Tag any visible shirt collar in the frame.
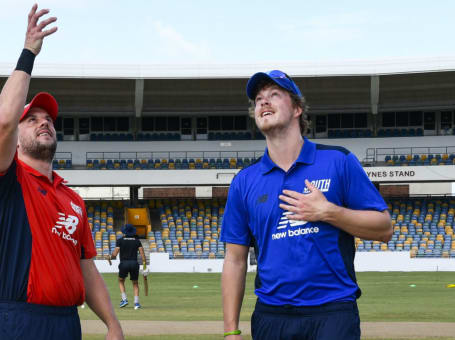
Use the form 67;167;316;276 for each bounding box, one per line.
260;137;316;174
18;158;65;187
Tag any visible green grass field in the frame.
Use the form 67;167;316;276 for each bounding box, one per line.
80;271;455;339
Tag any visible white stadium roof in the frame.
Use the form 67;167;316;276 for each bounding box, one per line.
2;57;455;79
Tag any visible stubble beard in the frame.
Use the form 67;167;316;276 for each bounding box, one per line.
19;135;57;163
256;115;288;136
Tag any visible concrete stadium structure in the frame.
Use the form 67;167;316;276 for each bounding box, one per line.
2;59;455;271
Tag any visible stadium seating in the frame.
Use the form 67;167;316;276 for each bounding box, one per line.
85;197;455;260
208;131;252;140
377;128;423;137
84;157;258;170
91;132;174;141
328;129;372;138
87;201;124;259
80;153;452;169
146;198;225;260
52;158;72;170
356;198;455;258
380;153;455;166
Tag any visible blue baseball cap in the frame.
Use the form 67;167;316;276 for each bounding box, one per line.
246;70;302;100
121;224;136;236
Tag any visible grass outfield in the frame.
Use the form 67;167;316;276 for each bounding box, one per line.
79;271;455;322
355;271;455;322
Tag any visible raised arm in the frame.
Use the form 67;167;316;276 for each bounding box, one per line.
81;259;124;340
222;243;249;340
0;4;57;172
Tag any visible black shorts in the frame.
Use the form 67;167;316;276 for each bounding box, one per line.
118;260;139;281
251;300;360;340
0;301;81;340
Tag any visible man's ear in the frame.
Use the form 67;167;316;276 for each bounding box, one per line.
294;105;303;118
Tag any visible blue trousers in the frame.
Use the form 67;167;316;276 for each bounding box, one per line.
251;300;361;340
0;301;81;340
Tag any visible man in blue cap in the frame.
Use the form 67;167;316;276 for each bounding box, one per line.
220;70;392;339
109;224;147;309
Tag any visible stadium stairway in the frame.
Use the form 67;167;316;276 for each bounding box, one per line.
148;207;162;230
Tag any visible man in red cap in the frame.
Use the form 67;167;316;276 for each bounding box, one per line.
0;5;124;340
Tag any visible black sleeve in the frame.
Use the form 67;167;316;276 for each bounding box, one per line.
0;158;17;184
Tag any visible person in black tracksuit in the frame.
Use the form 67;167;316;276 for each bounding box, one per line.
109;224;146;310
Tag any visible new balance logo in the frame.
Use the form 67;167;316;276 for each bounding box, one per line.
37;187;47;195
272;212;319;241
54;212;79;234
52;212;79;246
277;211;307;229
257;194;268;204
303;179;331;194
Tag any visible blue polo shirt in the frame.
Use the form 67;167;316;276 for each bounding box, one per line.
220;138;387;306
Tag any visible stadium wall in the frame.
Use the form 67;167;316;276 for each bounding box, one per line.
93;252;455;273
57;166;455;188
57;135;455;167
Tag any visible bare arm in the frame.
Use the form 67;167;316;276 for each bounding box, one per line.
110;247;120;259
139;247;146;267
222;243;249;340
81;259;124;340
280;179;392;243
322;205;391;242
0;4;57;172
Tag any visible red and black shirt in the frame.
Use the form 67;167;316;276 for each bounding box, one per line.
0;155;96;306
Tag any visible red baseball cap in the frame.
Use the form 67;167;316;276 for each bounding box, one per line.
20;92;58;122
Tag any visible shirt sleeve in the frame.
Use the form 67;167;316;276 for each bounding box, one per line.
342;152;388;212
79;199;97;259
116;238;122;248
220;174;251;246
0;154;18;180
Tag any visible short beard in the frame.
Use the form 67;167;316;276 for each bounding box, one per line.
255;118;286;136
19;136;57;163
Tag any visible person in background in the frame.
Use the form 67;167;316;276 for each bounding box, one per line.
0;4;124;340
220;69;392;340
109;224;147;310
